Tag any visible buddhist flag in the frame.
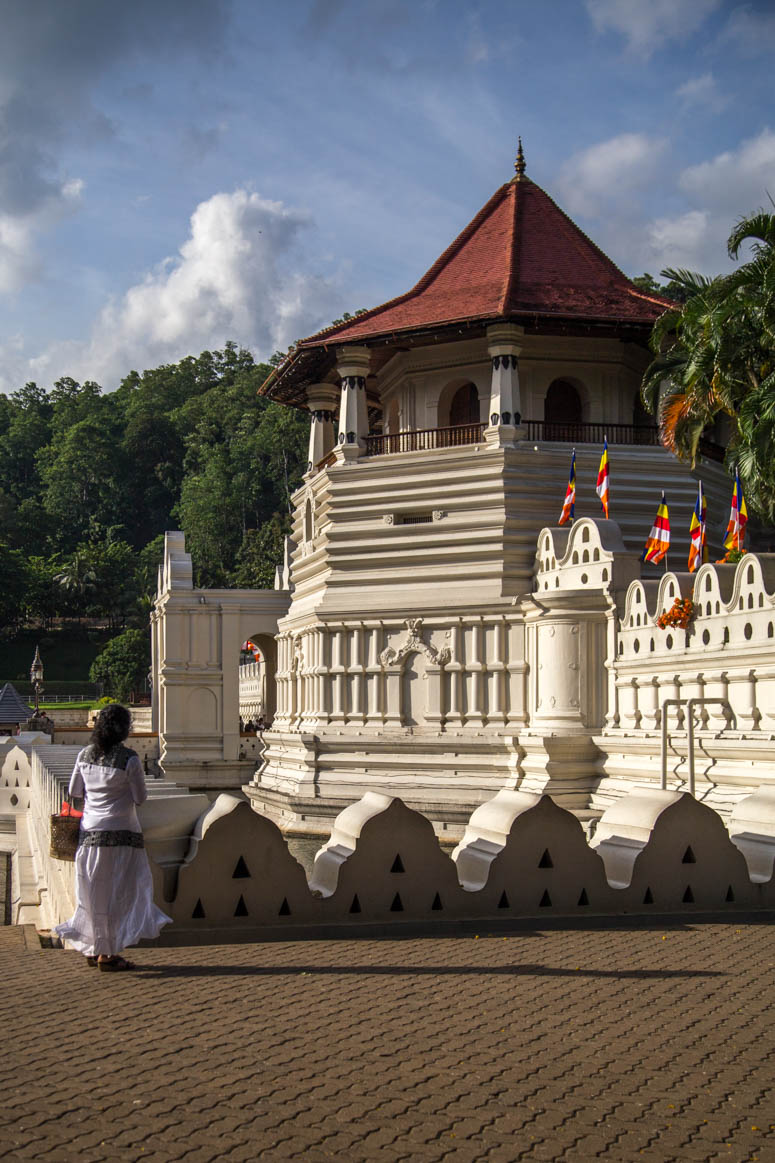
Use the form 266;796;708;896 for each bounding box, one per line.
241;639;261;661
687;482;707;573
642;491;670;564
596;437;609;518
558;448;576;525
724;470;748;552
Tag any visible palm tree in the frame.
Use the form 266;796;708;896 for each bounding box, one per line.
641;210;775;519
54;550;97;622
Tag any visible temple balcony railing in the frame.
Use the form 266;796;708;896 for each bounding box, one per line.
364;422;485;457
320;421;726;464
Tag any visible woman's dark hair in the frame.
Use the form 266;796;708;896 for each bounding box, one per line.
90;704;131;755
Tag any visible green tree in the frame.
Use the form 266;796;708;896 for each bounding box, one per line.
0;383;52;506
231;515;289;588
38;414;126;547
54;550;97;621
0;540;28;629
89;628;150;701
22;555;62;628
642;210;775;519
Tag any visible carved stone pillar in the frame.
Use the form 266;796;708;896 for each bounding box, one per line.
336;346;370;460
366;625;383;724
729;668;759;731
306;383;338;474
485;323;526;447
487;619;507;724
638;675;660;731
704;671;731;731
348;625;366;724
465;620;484;725
330;628;345;724
446;623;463;726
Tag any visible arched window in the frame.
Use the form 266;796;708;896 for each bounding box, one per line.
544;379;582;439
632;391;653;442
386;398;400;434
449;383;480;427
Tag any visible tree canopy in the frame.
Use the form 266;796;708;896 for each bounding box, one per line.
0;343;308;632
642;211;775;522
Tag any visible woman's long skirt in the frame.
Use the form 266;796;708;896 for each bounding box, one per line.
55;832;171;956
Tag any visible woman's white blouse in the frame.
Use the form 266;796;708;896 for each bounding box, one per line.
68;749;148;833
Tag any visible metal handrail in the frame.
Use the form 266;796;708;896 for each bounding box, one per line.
660;697;735;794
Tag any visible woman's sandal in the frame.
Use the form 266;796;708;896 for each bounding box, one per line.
86;956;99;967
98;955;136;972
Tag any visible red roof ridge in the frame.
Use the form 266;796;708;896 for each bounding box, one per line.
275;172;675;374
299;182;516;350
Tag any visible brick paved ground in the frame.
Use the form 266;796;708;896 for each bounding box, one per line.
1;921;774;1162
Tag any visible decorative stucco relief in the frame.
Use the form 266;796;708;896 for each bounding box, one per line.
380;618;451;668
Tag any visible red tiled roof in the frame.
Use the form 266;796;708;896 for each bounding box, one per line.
301;176;671;347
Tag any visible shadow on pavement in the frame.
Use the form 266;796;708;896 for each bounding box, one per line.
130;963;727;979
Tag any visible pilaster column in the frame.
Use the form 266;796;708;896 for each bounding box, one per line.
638;675;660;731
488;619;507;724
336;346;371;460
348;625;366;723
330;628;345;724
485;323;526;447
446;623;463;726
306;383;339;474
366;625;383;724
465;620;484;725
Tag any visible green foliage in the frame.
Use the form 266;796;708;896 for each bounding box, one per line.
0;342;307;628
642;210;775;522
231;515;289;589
89;629;150;701
631;273;690;303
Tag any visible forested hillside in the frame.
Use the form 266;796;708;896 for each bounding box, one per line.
0;343;307;633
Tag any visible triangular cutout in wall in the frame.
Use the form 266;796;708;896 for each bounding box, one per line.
278;897;291;916
232;856;250;878
682;846;696;864
643;887;654;904
191;899;205;919
431;892;442;911
725;885;735;903
390;853;405;873
498;891;510;909
349;894;361;914
234;895;249;917
577;888;589;906
539;890;552;907
682;885;694;903
390;892;404;912
538;849;553;869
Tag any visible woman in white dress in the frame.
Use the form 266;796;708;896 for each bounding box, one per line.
55;704;171;970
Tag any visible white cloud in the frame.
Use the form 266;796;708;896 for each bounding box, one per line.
644;210;712;272
585;0;721;55
675;72;729;113
0;177;83;292
679;128;775;216
0;0;228;295
720;4;775;56
556;133;667;219
11;189;344;392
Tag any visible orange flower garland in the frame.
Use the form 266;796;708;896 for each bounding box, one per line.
656;597;694;630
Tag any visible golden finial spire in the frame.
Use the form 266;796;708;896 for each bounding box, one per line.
514;137;526;179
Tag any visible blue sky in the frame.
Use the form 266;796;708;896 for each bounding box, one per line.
1;0;774;393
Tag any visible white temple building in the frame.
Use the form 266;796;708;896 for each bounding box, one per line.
151;148;774;838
